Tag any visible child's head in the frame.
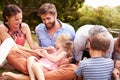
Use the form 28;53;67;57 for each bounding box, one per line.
114;60;120;70
89;33;110;53
55;33;73;57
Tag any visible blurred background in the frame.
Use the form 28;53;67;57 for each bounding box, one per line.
0;0;120;37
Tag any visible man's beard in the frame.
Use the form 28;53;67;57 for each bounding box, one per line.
45;21;55;30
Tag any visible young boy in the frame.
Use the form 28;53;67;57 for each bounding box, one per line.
75;33;114;80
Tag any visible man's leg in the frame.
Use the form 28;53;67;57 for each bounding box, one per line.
45;64;77;80
2;64;77;80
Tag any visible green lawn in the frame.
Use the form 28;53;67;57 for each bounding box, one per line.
25;33;38;48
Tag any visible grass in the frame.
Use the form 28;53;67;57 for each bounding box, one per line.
25;33;38;48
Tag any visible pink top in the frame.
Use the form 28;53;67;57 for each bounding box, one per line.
5;23;26;46
38;50;64;71
8;29;26;46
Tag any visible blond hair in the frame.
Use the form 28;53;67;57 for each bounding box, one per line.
57;33;73;58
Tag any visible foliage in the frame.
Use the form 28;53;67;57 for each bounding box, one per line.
0;0;120;32
72;5;120;31
0;0;84;31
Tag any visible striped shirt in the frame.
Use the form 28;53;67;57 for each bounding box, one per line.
75;57;114;80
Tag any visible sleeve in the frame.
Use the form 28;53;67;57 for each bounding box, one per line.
69;25;76;41
0;38;16;65
73;30;88;61
75;62;83;77
35;24;42;47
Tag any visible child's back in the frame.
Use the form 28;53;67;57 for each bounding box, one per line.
75;33;114;80
77;57;113;80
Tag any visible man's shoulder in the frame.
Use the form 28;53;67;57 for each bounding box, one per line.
62;22;73;28
35;23;45;30
61;23;75;31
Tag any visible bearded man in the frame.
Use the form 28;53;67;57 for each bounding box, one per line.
35;3;75;47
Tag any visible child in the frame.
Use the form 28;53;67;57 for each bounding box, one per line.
75;33;114;80
27;33;73;80
112;60;120;80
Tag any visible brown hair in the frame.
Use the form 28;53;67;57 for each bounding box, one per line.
57;33;73;58
2;4;22;24
117;33;120;48
90;33;110;52
38;3;57;16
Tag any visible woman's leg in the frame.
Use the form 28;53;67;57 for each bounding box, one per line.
0;27;17;66
27;56;36;80
0;38;16;65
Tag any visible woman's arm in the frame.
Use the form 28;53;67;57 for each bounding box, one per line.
17;45;42;56
21;23;39;49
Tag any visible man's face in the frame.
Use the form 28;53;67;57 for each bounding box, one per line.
40;13;57;30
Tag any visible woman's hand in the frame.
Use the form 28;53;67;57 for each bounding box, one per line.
34;49;44;57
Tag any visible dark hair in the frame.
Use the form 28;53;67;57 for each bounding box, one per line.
90;33;110;52
38;3;57;16
2;4;22;24
117;33;120;48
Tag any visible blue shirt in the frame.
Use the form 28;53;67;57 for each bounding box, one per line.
75;57;114;80
35;20;75;47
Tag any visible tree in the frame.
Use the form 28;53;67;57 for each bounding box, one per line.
0;0;84;31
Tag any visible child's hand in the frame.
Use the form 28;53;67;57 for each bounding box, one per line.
40;49;48;57
112;68;120;80
34;49;43;56
44;46;55;53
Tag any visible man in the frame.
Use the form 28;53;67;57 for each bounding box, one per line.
74;25;114;63
35;3;75;47
1;3;77;80
35;3;76;80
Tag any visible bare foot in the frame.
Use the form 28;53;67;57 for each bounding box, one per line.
2;72;17;80
2;72;29;80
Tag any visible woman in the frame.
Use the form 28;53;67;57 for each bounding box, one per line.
0;4;42;74
0;4;37;49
